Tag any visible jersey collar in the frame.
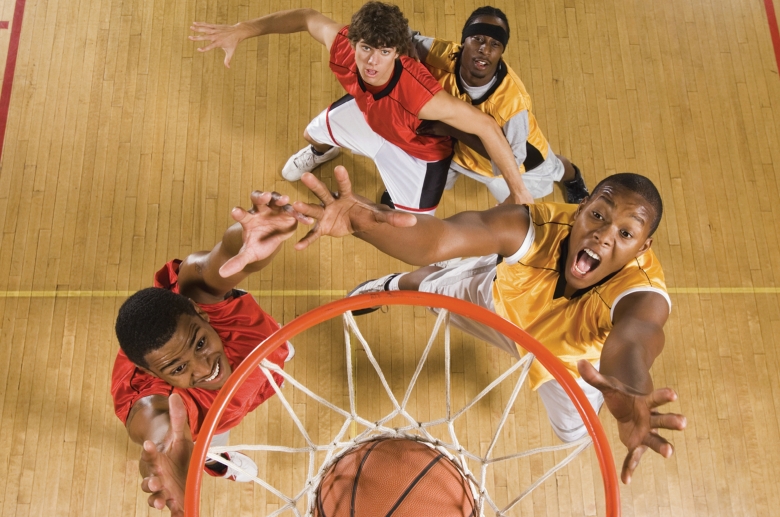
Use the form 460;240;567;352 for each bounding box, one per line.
455;56;508;106
357;59;403;101
553;236;621;299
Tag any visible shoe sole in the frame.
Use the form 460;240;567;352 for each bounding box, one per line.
347;280;384;316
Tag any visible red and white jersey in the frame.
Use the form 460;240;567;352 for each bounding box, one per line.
329;26;452;162
111;260;289;439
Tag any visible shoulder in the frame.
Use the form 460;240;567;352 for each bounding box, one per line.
399;55;442;92
597;250;670;321
423;39;459;70
504;203;572;264
330;26;355;65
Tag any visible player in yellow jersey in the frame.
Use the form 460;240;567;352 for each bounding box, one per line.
411;6;589;204
291;166;686;484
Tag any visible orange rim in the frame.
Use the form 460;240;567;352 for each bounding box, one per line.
184;291;620;516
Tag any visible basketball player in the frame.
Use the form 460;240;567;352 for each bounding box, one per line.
189;2;535;212
292;166;687;484
411;6;589;204
111;191;308;515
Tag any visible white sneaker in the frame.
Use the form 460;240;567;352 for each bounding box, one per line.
219;452;258;482
347;273;400;315
281;145;341;181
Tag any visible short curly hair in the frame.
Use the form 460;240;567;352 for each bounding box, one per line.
348;1;411;56
590;173;664;236
115;287;199;369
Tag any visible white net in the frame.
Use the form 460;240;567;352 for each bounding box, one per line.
206;307;592;517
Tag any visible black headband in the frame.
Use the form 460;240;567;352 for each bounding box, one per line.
461;23;508;47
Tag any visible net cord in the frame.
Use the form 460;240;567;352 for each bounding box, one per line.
203;308;593;516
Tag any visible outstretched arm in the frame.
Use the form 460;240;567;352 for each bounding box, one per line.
126;394;193;517
579;291;686;484
293;166;529;264
178;191;307;304
189;9;342;68
417;91;533;205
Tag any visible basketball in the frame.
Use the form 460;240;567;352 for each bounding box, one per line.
315;438;476;516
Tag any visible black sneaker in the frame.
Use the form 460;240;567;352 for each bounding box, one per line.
379;190;395;209
562;164;589;204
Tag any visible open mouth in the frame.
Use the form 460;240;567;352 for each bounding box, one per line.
473;58;489;70
202;360;221;384
573;248;601;276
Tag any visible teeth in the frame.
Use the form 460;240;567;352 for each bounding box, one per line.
204;361;220;382
584;248;600;261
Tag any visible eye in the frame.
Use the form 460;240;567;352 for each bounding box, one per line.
361;45;370;51
171;364;186;376
620;230;633;239
591;210;604;220
491;41;501;48
195;337;206;352
381;49;391;55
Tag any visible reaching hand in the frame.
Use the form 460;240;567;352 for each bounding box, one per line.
139;394;193;516
219;191;308;278
510;186;535;206
292;166;417;250
189;21;254;68
578;360;686;484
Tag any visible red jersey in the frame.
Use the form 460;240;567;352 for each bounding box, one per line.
111;260;289;440
329;26;452;162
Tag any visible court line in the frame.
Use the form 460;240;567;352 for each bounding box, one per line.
0;0;27;161
764;0;780;77
0;288;779;298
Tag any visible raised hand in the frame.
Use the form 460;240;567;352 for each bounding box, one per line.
189;21;254;68
292;166;417;250
139;394;193;516
577;360;686;484
219;191;308;278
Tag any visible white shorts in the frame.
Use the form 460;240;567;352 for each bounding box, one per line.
417;255;604;442
447;149;566;203
305;95;452;214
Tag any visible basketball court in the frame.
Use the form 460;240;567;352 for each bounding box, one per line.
0;0;779;515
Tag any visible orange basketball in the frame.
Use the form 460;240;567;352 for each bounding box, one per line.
315;438;476;516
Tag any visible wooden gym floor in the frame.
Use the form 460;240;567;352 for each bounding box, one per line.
1;0;779;515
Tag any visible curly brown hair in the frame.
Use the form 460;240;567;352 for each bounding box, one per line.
348;1;411;56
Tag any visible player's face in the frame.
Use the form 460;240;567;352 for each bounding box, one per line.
142;309;233;391
353;39;399;86
566;187;655;292
459;16;507;87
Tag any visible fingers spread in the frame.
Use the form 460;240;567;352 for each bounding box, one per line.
577;359;612;391
647;387;678;409
621;445;647;484
301;172;336;205
294;226;322;251
649;412;687;431
643;430;674;457
219;255;249;279
332;166;354;197
378;208;417;228
291;201;325;222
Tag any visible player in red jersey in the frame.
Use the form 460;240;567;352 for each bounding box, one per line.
189;2;534;211
111;191;308;516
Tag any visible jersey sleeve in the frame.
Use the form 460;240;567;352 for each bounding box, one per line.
410;31;433;62
491;109;529;176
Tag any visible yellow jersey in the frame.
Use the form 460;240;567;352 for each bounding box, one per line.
422;38;550;178
492;203;671;389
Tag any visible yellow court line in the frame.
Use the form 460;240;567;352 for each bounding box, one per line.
0;288;778;298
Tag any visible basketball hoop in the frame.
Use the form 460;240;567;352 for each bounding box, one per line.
184;291;620;516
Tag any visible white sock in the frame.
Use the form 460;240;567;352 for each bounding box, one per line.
385;273;404;291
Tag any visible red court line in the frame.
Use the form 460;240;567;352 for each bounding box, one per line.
0;0;26;163
766;0;780;76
